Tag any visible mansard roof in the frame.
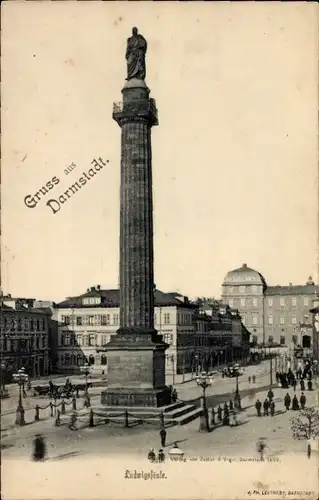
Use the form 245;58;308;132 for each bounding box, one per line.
56;288;197;309
265;284;317;296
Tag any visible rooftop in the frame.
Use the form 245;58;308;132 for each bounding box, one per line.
56;288;197;309
266;283;317;296
223;263;267;287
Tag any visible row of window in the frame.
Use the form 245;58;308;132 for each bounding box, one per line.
268;315;299;325
226;285;261;294
2;317;46;332
60;333;111;347
61;314;119;326
229;297;310;308
61;313;174;327
1;337;47;351
58;353;107;366
268;297;310;307
252;334;300;345
242;314;305;326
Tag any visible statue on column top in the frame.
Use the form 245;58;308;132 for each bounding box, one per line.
126;27;147;81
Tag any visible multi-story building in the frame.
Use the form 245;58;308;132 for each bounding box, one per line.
53;287;198;376
0;295;50;381
222;263;317;347
53;286;249;376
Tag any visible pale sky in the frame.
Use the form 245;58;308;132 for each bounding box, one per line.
1;2;318;303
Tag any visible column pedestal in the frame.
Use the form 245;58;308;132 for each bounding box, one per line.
101;329;171;407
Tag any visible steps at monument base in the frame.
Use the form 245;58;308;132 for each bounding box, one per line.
96;401;185;417
174;407;204;425
92;402;202;426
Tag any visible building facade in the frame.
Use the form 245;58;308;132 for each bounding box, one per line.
222;264;316;347
0;296;50;381
54;287;249;376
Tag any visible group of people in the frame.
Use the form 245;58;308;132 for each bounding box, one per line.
212;400;238;427
283;392;306;411
255;388;276;417
148;448;165;463
254;387;307;417
276;364;313;392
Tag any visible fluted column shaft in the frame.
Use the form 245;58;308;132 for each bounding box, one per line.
119;117;154;330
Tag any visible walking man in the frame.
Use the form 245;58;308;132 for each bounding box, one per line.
32;434;46;461
284;393;291;411
267;388;274;403
217;405;222;423
160;427;167;447
300;392;306;410
263;398;269;416
255;399;262;417
270;400;275;417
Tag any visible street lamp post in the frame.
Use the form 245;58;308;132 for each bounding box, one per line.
196;372;213;432
234;372;242;411
80;362;90;404
12;367;28;426
1;361;6;393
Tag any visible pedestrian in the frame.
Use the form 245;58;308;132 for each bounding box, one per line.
211;407;216;426
256;438;266;461
275;372;279;383
300;378;305;391
217;405;222;423
267;388;274;402
307;380;313;391
270;400;275;417
69;412;77;430
229;410;236;427
292;395;299;411
158;449;165;463
300;392;306;410
160;427;167;447
172;388;177;403
248;376;251;384
292;379;297;392
223;403;229;426
32;434;46;461
307;442;311;459
284;393;291;411
229;400;234;411
255;399;262;417
148;448;156;462
263;398;269;416
252;375;256;384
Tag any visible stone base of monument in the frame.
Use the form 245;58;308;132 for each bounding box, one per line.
101;387;171;407
95;401;203;427
100;328;172;408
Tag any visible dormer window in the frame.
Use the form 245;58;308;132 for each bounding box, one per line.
82;297;101;306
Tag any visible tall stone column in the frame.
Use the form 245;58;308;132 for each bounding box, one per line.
117;80;157;333
101;29;170;408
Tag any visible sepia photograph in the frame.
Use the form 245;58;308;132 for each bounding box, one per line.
1;2;318;499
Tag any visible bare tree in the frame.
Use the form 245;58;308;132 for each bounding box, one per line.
291;407;319;441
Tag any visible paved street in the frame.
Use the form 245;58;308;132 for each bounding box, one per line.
2;361;317;458
2;360;318;499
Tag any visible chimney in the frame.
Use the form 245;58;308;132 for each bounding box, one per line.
96;285;101;291
90;286;95;292
289;282;292;287
87;288;90;292
306;276;314;286
242;263;247;268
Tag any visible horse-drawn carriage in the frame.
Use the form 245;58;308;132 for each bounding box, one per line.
33;382;92;398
